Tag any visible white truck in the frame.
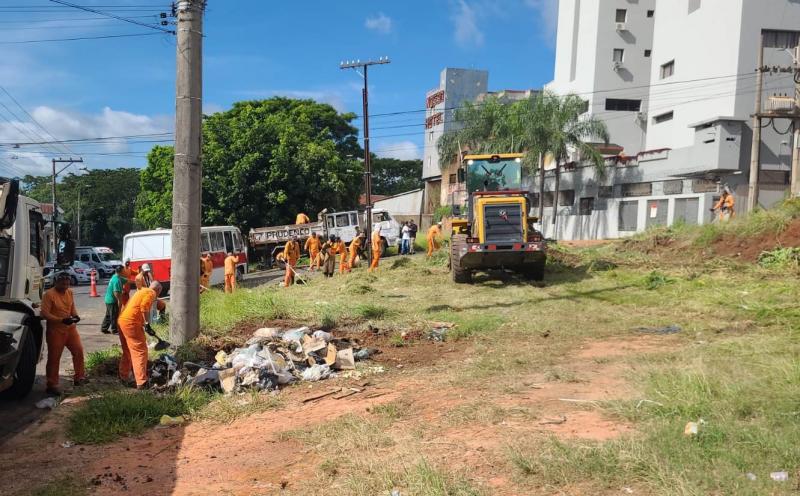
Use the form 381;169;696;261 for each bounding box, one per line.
0;178;55;399
248;209;401;266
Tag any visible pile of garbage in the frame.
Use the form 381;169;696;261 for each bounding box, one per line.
150;326;381;395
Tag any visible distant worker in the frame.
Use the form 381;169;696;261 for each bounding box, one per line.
347;234;364;270
200;253;213;292
295;212;310;225
368;227;383;272
101;266;126;334
305;232;322;271
401;221;411;255
336;236;348;274
224;252;239;293
134;263;153;290
120;259;138;305
283;236;301;286
118;281;162;390
408;220;418;254
710;188;735;221
41;272;84;396
320;235;336;278
427;222;443;258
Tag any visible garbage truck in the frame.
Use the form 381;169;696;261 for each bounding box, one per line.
449;153;547;283
0;178;71;399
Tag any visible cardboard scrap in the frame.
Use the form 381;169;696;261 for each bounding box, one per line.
324;343;338;366
335;348;355;370
302;335;327;355
302;388;342;403
219;368;237;394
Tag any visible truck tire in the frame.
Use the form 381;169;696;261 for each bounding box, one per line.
450;234;472;284
0;329;37;400
523;262;546;282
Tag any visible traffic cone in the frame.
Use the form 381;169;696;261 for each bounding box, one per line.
89;270;99;297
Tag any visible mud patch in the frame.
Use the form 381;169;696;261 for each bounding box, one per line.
713;218;800;261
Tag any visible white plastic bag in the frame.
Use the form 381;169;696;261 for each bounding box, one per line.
301;364;331;382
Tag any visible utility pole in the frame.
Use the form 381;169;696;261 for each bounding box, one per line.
792;44;800;197
171;0;205;346
340;57;391;261
747;32;765;213
76;187;81;246
51;157;83;260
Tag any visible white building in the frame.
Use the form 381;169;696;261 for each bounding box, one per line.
541;0;800;240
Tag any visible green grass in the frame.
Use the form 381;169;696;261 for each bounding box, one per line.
758;247;800;269
281;413;394;452
353;303;391;320
197;390;283;423
85;346;122;375
24;476;88;496
67;387;214;444
199;288;290;335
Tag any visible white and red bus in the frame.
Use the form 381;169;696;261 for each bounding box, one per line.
122;226;248;291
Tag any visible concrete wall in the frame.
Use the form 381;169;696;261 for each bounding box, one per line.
373;189;424;217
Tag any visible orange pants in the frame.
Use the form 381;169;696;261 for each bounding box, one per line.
348;253;358;270
427;238;440;257
200;275;210;292
45;326;85;389
118;321;148;387
369;251;381;272
224;273;236;293
284;263;295;286
310;250;320;270
340;255;349;274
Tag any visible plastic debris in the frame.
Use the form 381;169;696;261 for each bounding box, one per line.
190;369;220;386
391;490;402;496
282;326;310;343
253;327;282;339
770;471;789;482
636;324;681;335
354;348;379;361
301;364;331;381
745;473;757;481
35;397;58;409
219;368;237;394
428;327;449;342
312;330;332;343
684;422;699;436
61;441;75;448
159;415;185;426
214;350;229;367
168;370;183;387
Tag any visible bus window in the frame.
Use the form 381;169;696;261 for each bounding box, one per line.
211;232;224;252
349;213;358;226
335;214;348;227
372;212;390;223
232;231;242;252
201;233;211;253
224;231;233;253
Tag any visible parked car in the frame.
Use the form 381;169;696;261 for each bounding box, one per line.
75;246;117;278
43;261;91;287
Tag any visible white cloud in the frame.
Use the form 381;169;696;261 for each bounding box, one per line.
375;141;421;161
365;13;393;34
525;0;559;47
0;106;171;175
451;0;484;48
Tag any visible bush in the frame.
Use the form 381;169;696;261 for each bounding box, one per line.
354;303;391;320
433;205;453;223
758;247;800;269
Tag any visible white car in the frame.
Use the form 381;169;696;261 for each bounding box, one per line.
43;261;92;287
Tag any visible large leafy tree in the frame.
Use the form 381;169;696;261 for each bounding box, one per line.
370;157;423;196
438;91;609;224
135;98;364;233
22;168;141;251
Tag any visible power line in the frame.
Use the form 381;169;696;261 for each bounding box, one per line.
0;32;168;44
0;85;75;156
0;132;173;147
47;0;174;33
0;15;159;24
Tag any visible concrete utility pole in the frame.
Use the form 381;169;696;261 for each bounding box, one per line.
171;0;205;346
792;44;800;197
340;57;391;261
747;32;765;213
51;157;83;260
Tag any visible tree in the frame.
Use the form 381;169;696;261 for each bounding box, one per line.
135;98;364;233
370;157;423;196
438;92;609;226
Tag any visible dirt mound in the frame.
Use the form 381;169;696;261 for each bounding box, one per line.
712;218;800;261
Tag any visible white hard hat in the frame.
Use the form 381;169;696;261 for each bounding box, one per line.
141;263;152;272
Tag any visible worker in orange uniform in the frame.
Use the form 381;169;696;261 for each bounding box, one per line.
118;281;162;389
368;227;383;272
200;253;213;292
224;252;239;293
41;272;85;396
710;188;735;221
283;236;301;286
304;232;321;271
134;263;152;290
120;260;138;305
336;236;348;274
427;222;443;258
295;212;310;224
348;232;363;271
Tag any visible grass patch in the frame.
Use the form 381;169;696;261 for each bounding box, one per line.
67;387;213;444
281;413;394;453
85;346;122;375
25;476;88;496
354;303;391;320
446;401;533;426
369;399;413;421
758;247;800;269
200;288;290;335
197;390;283;423
643;270;674;290
390;256;413;269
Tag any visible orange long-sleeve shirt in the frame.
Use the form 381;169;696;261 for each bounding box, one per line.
295;213;310;224
41;288;78;334
305;236;321;254
283;240;300;264
224;255;239;275
371;230;382;254
119;288;156;328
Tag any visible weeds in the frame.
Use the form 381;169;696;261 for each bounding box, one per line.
758;247;800;269
200;288;289;335
354;303;391;320
390;256;413;269
369;399;413;421
85;347;122;375
197;390;283;423
26;475;88;496
643;270;674;290
281;414;394;453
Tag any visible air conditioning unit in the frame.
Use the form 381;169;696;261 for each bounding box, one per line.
613;61;624;72
616;22;627;31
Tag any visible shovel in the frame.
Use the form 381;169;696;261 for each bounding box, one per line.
145;324;171;351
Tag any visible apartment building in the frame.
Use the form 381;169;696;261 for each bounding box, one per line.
540;0;800;240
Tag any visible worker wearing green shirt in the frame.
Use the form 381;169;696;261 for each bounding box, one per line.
100;266;127;334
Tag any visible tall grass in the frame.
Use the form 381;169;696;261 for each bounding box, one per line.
199;288;290;335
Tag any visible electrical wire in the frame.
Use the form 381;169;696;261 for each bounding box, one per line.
0;85;76;156
47;0;175;34
0;32;168;44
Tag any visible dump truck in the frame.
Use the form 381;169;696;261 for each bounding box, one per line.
249;209;400;266
449;153;546;283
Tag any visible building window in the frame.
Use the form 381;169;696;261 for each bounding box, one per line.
615;9;627;23
618;201;639;231
543;192;555;208
653;111;674;124
613;49;625;63
559;190;575;207
692;179;718;193
688;0;701;14
448;173;457;184
530;193;540;207
579;197;594;215
598;186;614;198
663;180;684;195
660;60;675;79
428;131;434;143
647;10;655;18
622;182;653;197
644;49;652;57
605;98;642;112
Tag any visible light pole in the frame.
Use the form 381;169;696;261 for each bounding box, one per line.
340;57;390;261
51;157;83;261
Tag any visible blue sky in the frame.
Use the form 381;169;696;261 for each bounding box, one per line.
0;0;557;176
